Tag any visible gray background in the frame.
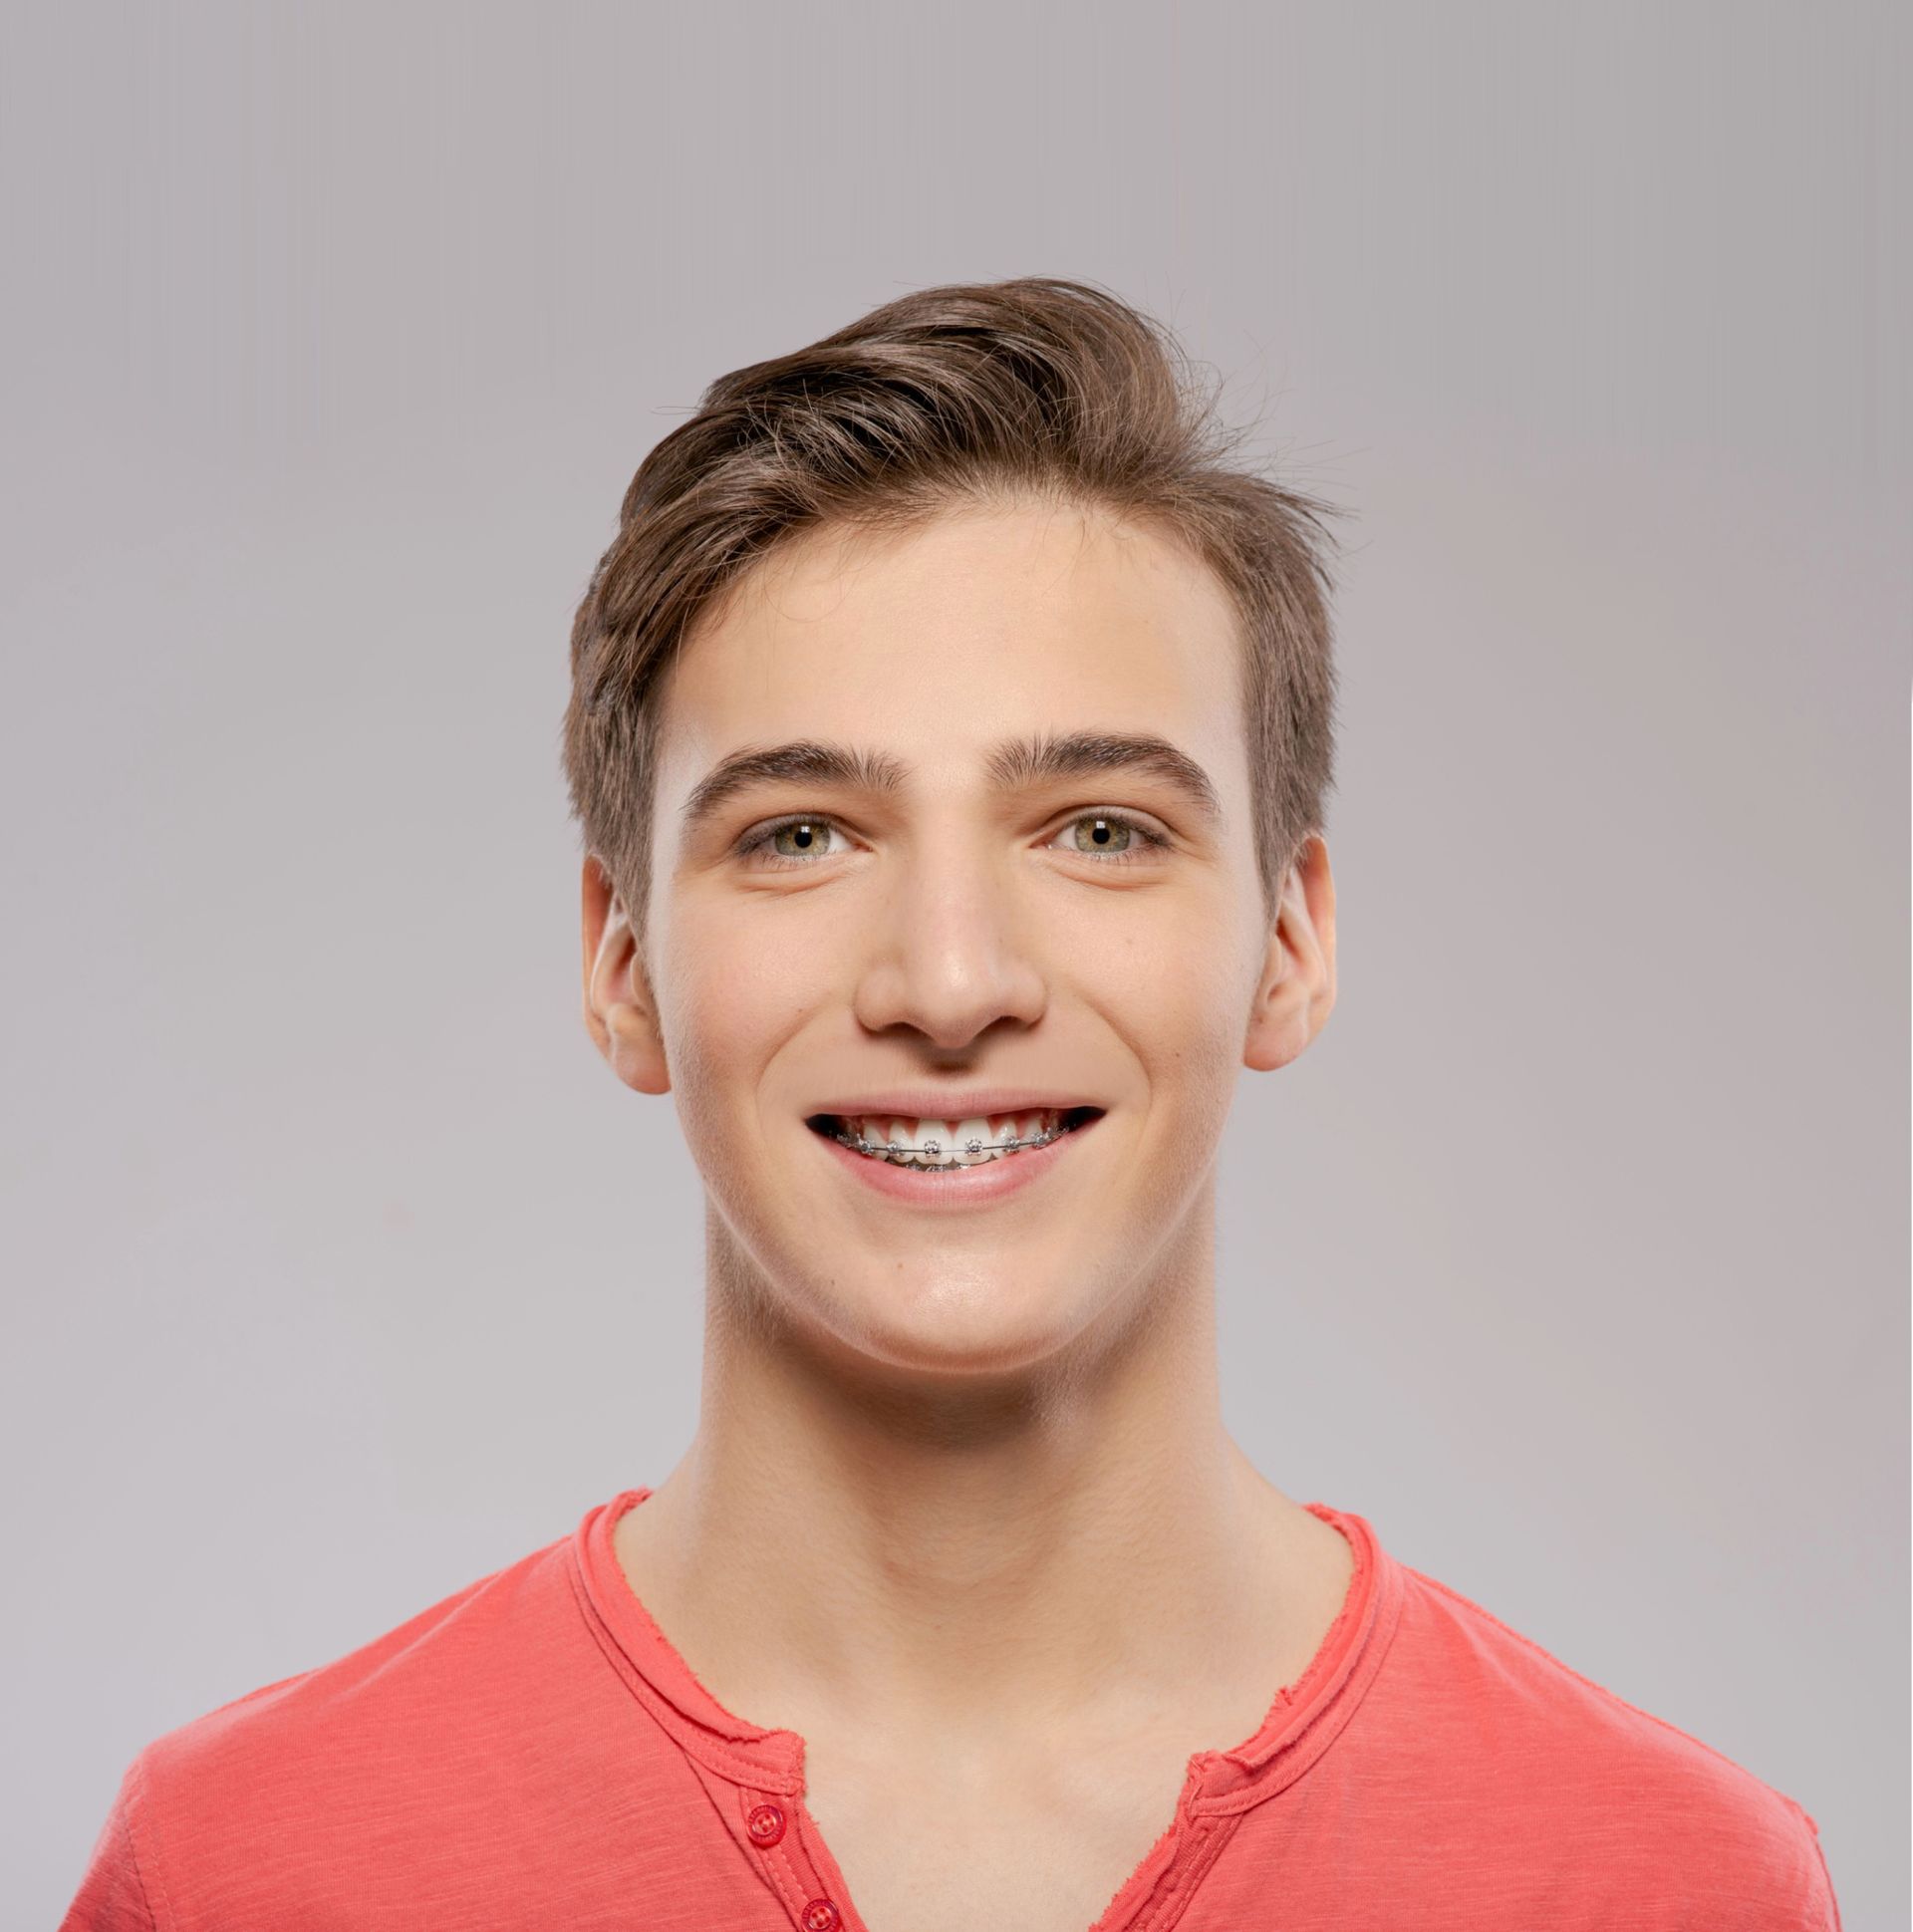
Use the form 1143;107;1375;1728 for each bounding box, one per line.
5;3;1905;1924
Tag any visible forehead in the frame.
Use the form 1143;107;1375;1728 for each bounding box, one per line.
654;498;1247;791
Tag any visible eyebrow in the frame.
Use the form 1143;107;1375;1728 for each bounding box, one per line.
679;731;1224;840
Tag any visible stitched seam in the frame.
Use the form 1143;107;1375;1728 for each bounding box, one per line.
1191;1544;1406;1818
1139;1817;1236;1932
1270;1506;1370;1713
125;1753;176;1932
685;1762;798;1923
792;1803;852;1929
767;1826;814;1921
1088;1803;1187;1932
594;1491;800;1755
565;1558;795;1790
737;1785;810;1923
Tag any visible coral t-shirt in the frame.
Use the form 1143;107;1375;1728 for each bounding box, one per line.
63;1488;1840;1929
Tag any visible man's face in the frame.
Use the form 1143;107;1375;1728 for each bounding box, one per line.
586;497;1332;1376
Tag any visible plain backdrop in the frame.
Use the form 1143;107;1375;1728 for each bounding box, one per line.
4;4;1905;1924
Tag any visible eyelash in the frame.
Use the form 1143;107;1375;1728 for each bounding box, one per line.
734;810;1173;871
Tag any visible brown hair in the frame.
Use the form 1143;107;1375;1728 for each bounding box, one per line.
561;275;1346;954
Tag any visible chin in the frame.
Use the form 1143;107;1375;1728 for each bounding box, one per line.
800;1262;1109;1385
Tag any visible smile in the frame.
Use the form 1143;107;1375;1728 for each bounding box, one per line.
803;1107;1107;1207
806;1106;1102;1171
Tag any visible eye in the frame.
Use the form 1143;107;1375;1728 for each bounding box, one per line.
735;815;852;869
1047;810;1172;865
732;808;1174;871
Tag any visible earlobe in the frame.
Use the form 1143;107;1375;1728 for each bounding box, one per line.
580;856;671;1096
1242;836;1337;1075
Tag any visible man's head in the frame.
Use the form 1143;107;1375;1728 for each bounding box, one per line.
567;278;1343;1382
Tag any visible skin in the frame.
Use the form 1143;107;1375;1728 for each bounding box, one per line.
582;496;1347;1929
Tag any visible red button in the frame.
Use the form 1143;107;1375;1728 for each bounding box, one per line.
799;1899;840;1931
746;1802;786;1846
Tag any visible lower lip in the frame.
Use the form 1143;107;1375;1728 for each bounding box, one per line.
809;1115;1101;1210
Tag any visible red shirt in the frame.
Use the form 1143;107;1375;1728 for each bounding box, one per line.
63;1488;1840;1929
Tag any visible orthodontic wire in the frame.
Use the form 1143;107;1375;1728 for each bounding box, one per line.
831;1122;1066;1158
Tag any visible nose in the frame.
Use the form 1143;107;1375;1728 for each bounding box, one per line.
848;834;1048;1051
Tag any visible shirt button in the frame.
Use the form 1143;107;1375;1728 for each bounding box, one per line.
746;1802;787;1847
799;1899;841;1931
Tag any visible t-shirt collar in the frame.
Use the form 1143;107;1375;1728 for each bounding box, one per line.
570;1486;1403;1805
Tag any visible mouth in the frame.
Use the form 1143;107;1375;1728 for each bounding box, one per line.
804;1105;1105;1174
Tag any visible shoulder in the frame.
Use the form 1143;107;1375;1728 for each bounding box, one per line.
145;1527;571;1781
1370;1557;1839;1927
63;1527;587;1927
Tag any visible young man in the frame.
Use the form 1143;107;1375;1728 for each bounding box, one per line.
66;278;1839;1930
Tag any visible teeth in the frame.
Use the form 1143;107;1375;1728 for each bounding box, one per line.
840;1108;1066;1165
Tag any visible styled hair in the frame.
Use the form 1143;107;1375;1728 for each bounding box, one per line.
561;275;1345;954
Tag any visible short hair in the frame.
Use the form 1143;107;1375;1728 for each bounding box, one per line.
561;275;1345;955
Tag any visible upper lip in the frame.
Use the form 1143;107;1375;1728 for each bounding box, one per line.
806;1090;1106;1121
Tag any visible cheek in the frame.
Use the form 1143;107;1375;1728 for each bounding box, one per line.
1108;932;1252;1117
656;911;827;1116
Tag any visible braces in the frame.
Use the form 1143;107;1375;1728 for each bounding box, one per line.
829;1123;1066;1158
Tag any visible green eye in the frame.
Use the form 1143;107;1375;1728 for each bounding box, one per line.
1055;811;1171;864
769;819;831;859
736;809;1171;870
1074;815;1128;854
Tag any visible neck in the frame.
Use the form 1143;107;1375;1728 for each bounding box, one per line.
616;1209;1331;1747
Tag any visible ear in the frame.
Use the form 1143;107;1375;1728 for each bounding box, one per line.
581;855;671;1095
1243;834;1337;1074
